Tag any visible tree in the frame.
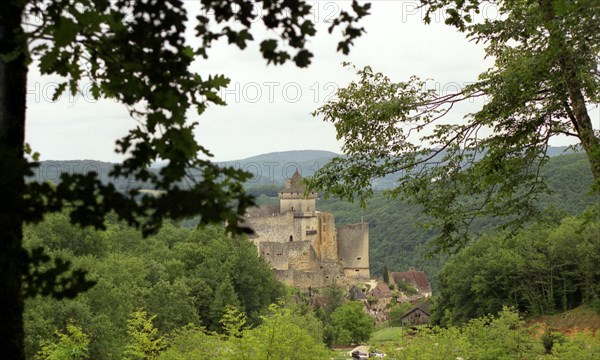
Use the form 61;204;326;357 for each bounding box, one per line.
207;276;240;332
383;264;389;284
388;303;413;327
330;301;374;345
0;1;370;358
308;0;599;253
122;310;165;360
34;322;90;360
237;304;331;360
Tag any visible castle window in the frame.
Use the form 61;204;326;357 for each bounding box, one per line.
356;257;362;260
355;269;360;272
289;235;293;242
325;276;330;279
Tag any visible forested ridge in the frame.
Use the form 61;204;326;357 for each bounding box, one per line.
434;207;600;325
31;151;597;291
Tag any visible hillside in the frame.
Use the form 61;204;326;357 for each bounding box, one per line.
32;146;579;189
527;305;600;336
30;150;596;291
219;150;341;184
29;160;155;191
233;150;339;163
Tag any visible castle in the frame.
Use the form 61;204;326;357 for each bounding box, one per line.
244;171;370;288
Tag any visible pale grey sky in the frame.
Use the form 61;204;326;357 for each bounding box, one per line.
25;1;597;162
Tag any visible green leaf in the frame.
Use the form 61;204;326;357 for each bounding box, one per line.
54;18;79;47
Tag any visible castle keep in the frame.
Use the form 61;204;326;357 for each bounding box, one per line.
245;171;370;288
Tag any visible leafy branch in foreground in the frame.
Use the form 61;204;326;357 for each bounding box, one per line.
1;0;371;358
308;0;599;253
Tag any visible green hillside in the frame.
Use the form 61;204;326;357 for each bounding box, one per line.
31;150;596;291
331;153;596;286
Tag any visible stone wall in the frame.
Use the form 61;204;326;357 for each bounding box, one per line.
246;212;297;243
258;242;291;270
316;212;337;261
337;223;370;279
343;268;370;279
293;215;320;242
272;262;349;289
279;193;317;214
287;241;317;271
258;240;316;271
245;204;279;217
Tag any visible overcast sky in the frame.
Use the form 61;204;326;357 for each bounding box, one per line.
25;1;598;162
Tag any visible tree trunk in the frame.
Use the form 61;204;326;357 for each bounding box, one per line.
0;2;27;360
539;0;600;186
558;55;600;185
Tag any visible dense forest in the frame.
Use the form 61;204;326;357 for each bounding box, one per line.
433;205;600;325
23;215;284;359
24;184;600;359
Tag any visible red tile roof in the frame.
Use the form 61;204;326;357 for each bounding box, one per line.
369;282;392;299
390;270;431;293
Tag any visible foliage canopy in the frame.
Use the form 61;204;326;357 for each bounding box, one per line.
1;1;370;358
308;0;600;253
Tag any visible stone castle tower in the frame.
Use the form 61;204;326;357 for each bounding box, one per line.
244;170;369;288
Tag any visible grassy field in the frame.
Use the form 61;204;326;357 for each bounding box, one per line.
369;326;404;343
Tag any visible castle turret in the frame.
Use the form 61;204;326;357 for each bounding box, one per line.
278;170;316;213
337;222;370;279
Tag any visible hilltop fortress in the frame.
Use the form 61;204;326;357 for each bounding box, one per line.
244;171;370;288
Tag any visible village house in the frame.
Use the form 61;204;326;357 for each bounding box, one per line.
390;267;432;298
368;282;393;310
348;284;368;302
401;300;431;326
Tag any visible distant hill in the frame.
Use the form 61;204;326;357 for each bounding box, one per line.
29;160;155;191
219;150;341;185
221;146;579;189
32;146;579;190
233;150;340;163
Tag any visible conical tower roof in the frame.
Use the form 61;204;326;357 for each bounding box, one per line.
280;170;306;193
